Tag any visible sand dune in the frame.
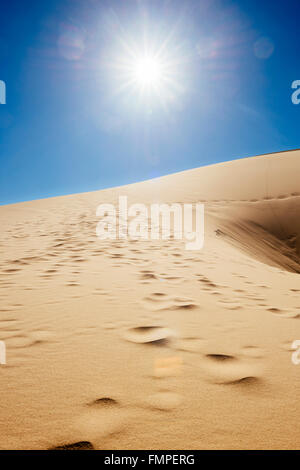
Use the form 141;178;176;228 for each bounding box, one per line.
0;150;300;449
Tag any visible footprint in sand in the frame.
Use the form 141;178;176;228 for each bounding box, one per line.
267;307;284;314
175;337;206;353
50;441;94;450
142;293;169;310
29;330;55;344
4;335;35;348
201;353;262;386
171;298;198;311
161;275;184;284
88;397;118;407
144;292;168;301
73;407;131;444
241;346;266;359
139;270;158;281
267;307;299;319
3;330;54;348
122;326;175;345
206;353;236;362
142;294;197;312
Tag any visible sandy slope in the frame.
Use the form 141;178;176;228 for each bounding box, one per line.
0;150;300;450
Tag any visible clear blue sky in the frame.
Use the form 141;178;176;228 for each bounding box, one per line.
0;0;299;204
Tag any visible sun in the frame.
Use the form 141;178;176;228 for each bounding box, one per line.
133;56;162;88
106;26;187;110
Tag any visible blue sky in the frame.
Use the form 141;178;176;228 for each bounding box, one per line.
0;0;299;205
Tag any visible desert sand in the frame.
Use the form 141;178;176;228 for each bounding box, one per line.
0;150;300;450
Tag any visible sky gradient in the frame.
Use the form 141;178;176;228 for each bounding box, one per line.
0;0;299;205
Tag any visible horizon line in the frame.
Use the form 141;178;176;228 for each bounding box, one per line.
1;146;299;208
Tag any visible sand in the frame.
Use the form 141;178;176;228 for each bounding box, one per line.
0;149;300;450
